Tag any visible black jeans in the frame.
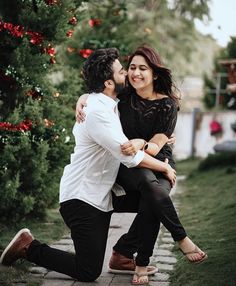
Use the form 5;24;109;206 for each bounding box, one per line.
26;166;187;279
27;199;112;281
27;193;147;282
113;165;187;266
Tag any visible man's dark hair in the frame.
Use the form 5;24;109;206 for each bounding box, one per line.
82;48;119;93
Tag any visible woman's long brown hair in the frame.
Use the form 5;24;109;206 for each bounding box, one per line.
127;45;180;108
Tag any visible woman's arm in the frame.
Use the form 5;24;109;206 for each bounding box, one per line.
121;100;178;156
75;93;89;122
121;133;175;156
146;133;169;156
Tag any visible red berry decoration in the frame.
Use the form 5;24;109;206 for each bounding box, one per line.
68;16;77;25
79;49;94;58
88;18;101;27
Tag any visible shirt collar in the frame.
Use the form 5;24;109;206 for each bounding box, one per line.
92;92;119;109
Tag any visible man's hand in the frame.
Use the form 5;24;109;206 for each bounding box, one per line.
121;139;145;156
163;158;176;187
75;94;89;122
167;133;176;145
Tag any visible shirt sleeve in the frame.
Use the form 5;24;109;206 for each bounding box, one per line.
86;109;144;168
155;101;178;138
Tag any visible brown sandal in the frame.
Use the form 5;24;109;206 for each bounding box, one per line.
132;272;149;285
108;264;158;275
180;245;208;264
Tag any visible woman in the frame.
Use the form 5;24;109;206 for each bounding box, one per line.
76;45;207;285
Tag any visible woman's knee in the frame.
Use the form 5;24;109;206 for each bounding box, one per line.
140;176;170;201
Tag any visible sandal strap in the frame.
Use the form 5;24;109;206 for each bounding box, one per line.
180;245;202;255
133;272;149;277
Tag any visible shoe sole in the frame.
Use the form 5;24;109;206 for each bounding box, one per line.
108;265;158;275
0;228;31;265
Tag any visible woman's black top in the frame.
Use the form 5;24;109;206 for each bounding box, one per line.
118;91;177;169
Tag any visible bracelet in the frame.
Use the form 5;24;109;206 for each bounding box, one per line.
142;140;149;151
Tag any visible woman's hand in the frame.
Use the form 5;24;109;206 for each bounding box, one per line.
121;139;145;156
167;133;176;145
75;94;89;123
163;158;176;187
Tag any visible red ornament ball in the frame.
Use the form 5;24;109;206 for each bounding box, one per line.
45;44;56;56
45;0;59;5
88;18;102;27
79;49;94;58
68;16;77;25
66;30;74;38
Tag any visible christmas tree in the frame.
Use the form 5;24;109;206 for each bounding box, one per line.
0;0;86;221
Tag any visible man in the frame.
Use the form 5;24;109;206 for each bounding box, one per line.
0;48;175;282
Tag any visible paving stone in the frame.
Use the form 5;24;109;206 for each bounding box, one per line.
111;274;132;285
62;234;71;239
44;271;74;280
174;202;180;207
161;237;174;243
74;276;113;286
73;282;96;286
42;280;74;286
149;281;170;286
163;231;172;238
99;271;115;278
177;175;187;181
156;263;174;271
50;244;74;252
151;272;170;281
154;249;173;256
29;266;48;274
54;238;73;245
156;256;177;264
159;243;174;250
29;273;45;279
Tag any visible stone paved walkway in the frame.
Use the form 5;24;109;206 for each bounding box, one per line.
27;176;186;286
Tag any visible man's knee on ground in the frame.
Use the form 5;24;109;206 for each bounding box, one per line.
74;268;101;282
74;265;102;282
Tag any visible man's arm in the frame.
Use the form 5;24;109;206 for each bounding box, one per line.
86;109;144;168
86;109;176;185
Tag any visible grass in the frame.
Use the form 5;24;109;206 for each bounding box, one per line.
0;207;68;286
171;158;236;286
175;157;200;175
1;156;235;285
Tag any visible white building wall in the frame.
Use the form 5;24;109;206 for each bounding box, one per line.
173;111;236;160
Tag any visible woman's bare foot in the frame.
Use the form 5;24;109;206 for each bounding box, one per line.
178;237;207;263
132;266;149;285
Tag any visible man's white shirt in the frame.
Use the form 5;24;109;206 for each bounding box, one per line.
60;92;144;211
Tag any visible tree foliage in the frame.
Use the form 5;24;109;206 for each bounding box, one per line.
0;0;211;221
0;0;84;221
203;37;236;110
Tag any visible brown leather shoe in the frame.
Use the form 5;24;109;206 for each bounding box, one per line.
108;250;135;274
108;250;158;275
0;228;34;266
